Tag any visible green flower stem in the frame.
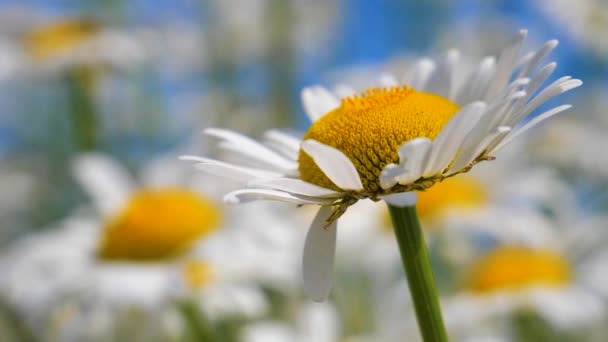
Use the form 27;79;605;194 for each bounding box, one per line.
387;204;448;342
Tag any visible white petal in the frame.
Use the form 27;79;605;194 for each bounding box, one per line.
448;126;511;173
502;63;557;126
422;102;486;177
508;78;581;127
379;164;403;189
263;130;302;160
426;49;459;99
302;206;337;302
180;156;283;182
301;86;340;122
518;40;558;78
380;73;399;87
333;84;357;98
455;90;525;158
72;153;134;216
247;178;343;198
492;104;572;153
301;140;364;191
205;128;297;172
224;189;334;205
454;56;496;105
395;137;432;185
485;29;527;100
404;58;435;91
381;192;418;207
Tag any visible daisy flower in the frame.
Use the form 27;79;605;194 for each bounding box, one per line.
182;29;581;301
437;213;608;340
22;19;146;73
0;153;285;340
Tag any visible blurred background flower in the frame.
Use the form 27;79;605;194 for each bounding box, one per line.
0;0;606;341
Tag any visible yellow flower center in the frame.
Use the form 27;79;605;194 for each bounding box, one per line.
24;20;99;61
465;246;572;294
298;86;459;194
182;260;215;289
416;176;487;220
98;189;221;261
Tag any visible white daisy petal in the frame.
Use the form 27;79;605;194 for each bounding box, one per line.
518;39;558;78
404;58;435;91
508;78;582;126
454;56;496;105
457;90;526;155
485;29;527;100
492;104;572;153
381;192;419;207
379;164;403;189
223;189;334;205
205;130;286;167
301;140;364;191
205;128;297;172
380;73;399;87
302;205;337;302
301;86;340;122
180;156;283;182
72;153;134;216
262;130;301;161
396;137;432;185
333;84;357;98
502;62;557;126
426;49;459;99
448;126;511;174
247;178;343;198
422;102;486;177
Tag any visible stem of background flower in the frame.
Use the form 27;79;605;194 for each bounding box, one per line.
387;204;448;342
66;66;98;151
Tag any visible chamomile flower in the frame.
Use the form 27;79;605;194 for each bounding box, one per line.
22;19;147;74
0;153;284;339
438;213;608;339
182;30;581;301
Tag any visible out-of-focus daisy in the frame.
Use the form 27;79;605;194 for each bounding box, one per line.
438;212;608;339
0;153;279;340
242;302;341;342
183;30;580;300
534;0;608;56
22;19;147;74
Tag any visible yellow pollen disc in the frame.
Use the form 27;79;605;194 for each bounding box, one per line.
299;86;459;194
416;176;487;221
182;260;215;289
465;246;572;294
98;189;221;261
24;20;99;61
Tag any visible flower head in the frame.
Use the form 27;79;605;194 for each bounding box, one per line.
183;30;581;301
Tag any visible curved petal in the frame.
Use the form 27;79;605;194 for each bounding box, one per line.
72;153;134;217
395;137;432;185
381;192;419;208
492;104;572;153
223;189;335;205
247;178;343;198
422;102;485;177
180;156;283;182
205;128;297;172
302;205;337;302
301;86;340;123
301;140;364;191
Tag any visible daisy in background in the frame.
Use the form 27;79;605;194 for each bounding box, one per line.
0;153;291;341
182;29;581;301
438;211;608;341
373;207;608;342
